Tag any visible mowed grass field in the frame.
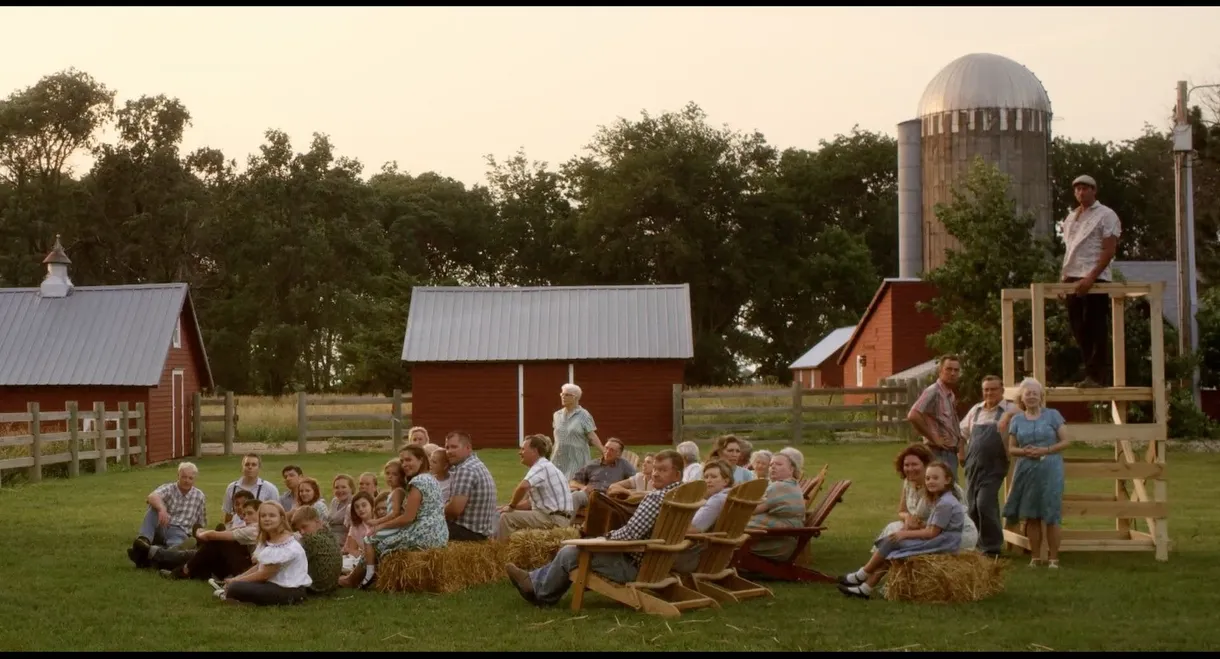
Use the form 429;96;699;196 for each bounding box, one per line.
2;442;1219;651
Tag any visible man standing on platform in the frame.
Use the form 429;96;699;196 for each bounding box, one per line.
1059;174;1121;388
907;355;964;478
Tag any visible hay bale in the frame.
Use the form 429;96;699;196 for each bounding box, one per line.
375;540;507;594
883;552;1008;603
504;526;581;570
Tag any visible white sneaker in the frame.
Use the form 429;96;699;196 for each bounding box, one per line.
213;588;226;600
207;578;224;591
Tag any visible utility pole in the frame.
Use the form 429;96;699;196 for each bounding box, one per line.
1172;81;1200;408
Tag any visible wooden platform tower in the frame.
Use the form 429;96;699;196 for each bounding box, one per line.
999;281;1169;561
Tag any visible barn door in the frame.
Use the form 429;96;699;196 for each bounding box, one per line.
172;369;184;457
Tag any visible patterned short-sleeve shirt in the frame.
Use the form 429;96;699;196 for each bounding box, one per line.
448;453;498;537
911;380;962;449
1060;201;1121;281
153;482;208;530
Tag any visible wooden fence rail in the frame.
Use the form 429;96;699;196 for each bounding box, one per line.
672;381;916;444
296;390;412;453
193;392;238;457
0;402;146;484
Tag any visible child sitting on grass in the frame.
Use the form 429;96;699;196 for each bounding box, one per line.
289;506;343;596
837;461;966;599
220;501;311;606
158;498;261;580
227;490;254;529
294;477;330;521
341;492;375;576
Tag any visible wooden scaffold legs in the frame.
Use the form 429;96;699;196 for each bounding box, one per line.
999;281;1169;562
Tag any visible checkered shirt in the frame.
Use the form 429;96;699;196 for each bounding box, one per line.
607;480;682;565
910;380;962;449
525;457;573;516
449;453;498;537
153;482;208;530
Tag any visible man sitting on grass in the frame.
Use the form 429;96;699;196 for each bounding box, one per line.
128;462;207;568
157;497;261;580
503;449;685;607
289;506;343;595
496;434;574;539
279;465;304;513
221;453;280;529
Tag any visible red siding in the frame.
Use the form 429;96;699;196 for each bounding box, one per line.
411;363;519;449
148;310;205;464
0;386;147;416
840;281;942;405
523;362;569;440
571;360;685;446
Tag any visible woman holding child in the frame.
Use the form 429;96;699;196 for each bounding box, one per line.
351;446;449;588
838;461;967;599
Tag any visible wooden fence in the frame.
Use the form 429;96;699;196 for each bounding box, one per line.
193;392;238;456
672;381;918;444
296;390;412;453
0;402;146;484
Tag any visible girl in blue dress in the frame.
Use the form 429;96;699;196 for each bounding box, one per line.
1001;377;1070;568
838;461;966;599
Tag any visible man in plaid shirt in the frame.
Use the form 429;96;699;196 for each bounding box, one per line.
503;449;685;607
442;431;498;541
907;355;965;478
127;462;208;568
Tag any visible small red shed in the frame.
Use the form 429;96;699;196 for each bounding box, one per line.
402;284;694;449
0;239;214;464
837;278;943;404
789;325;855;389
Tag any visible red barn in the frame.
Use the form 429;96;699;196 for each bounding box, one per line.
837;278;943;404
789;325;854;389
0;239;215;464
402;285;694;449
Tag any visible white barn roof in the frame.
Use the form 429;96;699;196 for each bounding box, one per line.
402;284;695;362
0;283;213;387
789;326;856;370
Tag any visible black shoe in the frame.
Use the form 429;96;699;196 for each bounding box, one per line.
129;537;152;568
837;583;870;599
838;572;863;587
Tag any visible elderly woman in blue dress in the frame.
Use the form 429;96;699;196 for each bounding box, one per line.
838;461;967;599
1001;377;1069;568
551;383;605;480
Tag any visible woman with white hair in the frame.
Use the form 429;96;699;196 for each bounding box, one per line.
675;441;703;482
1002;377;1069;568
552;383;605;480
745;447;807;560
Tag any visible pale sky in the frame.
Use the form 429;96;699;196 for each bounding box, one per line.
3;6;1219;187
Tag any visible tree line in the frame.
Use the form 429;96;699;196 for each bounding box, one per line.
2;68;1219;397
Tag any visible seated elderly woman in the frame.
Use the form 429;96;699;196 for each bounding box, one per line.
675;441;704;483
672;460;736;573
744;447;808;559
749;450;772;481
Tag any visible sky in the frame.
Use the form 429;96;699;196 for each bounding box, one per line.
2;6;1219;188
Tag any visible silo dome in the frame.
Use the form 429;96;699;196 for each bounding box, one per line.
917;53;1052;117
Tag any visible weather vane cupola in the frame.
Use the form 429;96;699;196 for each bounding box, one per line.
39;234;74;298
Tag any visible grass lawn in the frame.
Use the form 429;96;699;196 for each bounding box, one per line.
1;442;1218;651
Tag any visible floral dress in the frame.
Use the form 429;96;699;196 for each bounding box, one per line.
875;481;978;552
365;475;448;556
552;406;597;479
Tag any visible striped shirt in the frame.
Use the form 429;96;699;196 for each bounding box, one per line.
525;457;573;516
449;453;498;538
152;482;208;530
608;480;682;564
911;380;962;449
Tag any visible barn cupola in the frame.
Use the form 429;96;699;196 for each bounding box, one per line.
39;234;74;298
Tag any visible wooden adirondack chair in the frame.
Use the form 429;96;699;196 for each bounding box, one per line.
799;464;829;504
563;480;717;618
731;479;853;583
681;478;772;604
622;450;641;470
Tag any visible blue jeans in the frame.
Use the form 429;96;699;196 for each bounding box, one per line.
529;544;638;605
138;506;190;547
930;447;960;481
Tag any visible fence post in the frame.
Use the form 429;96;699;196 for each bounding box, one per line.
297;392;308;454
120;402;130;465
94;401;108;473
67;402;80;478
136;403;147;466
391;388;404;451
192;393;203;458
791;380;804;444
905;379;920;441
28;402;42;483
873;380;884;438
224;391;236;456
671;384;684;445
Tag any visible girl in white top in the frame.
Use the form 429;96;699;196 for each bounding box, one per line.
606;454;656;497
220;501;312;606
429;449;452;503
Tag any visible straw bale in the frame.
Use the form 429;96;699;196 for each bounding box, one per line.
883;552;1008;603
504;526;581;570
375;540;507;594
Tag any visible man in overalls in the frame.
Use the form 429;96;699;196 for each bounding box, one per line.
959;375;1015;558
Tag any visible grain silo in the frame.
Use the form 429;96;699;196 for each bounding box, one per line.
896;52;1053;277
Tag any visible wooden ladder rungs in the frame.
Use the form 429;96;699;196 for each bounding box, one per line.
1003;386;1153;403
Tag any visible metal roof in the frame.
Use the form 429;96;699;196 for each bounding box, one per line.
0;283;214;387
402;284;695;362
917;53;1052;117
789;325;856;370
1112;261;1187;329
